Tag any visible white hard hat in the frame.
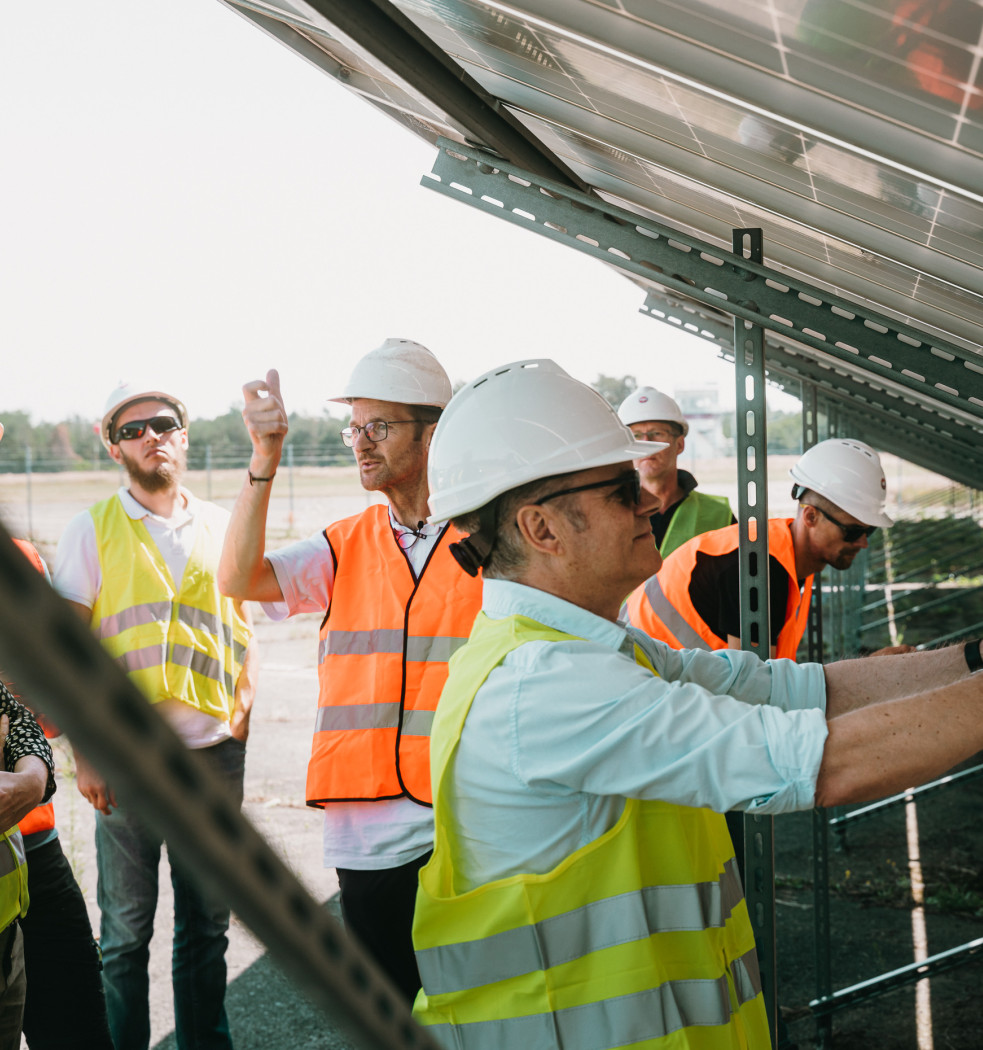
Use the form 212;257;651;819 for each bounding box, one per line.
617;386;689;436
100;381;188;451
427;359;666;524
329;338;452;408
790;438;893;527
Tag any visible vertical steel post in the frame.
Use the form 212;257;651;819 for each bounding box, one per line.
802;386;833;1048
732;228;777;1045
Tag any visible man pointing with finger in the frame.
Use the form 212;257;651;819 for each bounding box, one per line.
218;340;483;1002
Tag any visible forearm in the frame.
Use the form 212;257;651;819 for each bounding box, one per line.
823;640;980;718
217;477;283;601
0;680;55;798
6;757;49;826
815;670;983;806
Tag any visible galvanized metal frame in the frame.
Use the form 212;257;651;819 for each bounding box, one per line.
426;142;982;395
637;291;983;489
732;228;778;1046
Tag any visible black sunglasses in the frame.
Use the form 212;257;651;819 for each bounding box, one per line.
535;470;641;509
814;505;877;544
113;415;182;443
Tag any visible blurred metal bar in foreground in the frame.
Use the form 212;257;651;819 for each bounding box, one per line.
0;523;440;1050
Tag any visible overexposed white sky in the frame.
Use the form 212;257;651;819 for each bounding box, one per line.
2;0;791;424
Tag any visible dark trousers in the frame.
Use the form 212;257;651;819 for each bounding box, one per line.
336;850;432;1004
21;835;113;1050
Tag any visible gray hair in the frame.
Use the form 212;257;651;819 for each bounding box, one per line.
452;474;589;580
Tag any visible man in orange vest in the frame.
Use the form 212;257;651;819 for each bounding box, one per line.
219;340;483;1003
618;386;734;556
626;438;894;660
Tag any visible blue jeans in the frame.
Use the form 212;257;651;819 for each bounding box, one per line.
95;736;246;1050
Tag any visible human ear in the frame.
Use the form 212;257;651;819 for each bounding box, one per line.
515;505;561;556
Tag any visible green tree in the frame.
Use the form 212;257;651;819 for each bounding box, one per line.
591;374;637;409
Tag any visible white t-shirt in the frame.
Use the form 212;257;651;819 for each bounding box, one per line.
53;487;233;750
264;510;444;870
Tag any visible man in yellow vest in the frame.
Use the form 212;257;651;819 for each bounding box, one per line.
52;383;257;1050
0;419;113;1050
618;386;734;556
627;439;893;660
218;340;482;1003
413;359;983;1050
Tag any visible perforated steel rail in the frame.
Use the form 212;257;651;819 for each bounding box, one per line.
424;140;983;418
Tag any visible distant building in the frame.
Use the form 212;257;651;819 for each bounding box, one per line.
674;385;730;459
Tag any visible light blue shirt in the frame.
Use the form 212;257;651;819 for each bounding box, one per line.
446;579;829;892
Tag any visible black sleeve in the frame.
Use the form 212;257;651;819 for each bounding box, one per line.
689;550;792;645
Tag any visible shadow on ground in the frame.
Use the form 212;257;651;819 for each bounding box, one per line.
152;897;357;1050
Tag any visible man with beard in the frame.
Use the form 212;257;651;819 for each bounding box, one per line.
626;438;893;660
52;382;257;1050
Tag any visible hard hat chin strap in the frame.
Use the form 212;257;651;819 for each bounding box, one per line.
448;502;498;578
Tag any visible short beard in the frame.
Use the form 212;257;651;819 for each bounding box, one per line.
119;446;186;493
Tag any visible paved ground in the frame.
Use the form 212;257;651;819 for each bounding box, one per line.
48;611;362;1050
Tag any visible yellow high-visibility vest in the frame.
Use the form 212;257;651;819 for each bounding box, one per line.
413;612;768;1049
0;829;29;932
90;495;250;720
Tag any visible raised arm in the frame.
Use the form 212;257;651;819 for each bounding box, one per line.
217;369;288;602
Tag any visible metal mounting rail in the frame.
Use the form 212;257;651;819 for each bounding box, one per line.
0;525;441;1050
424;140;983;420
829;764;983;833
810;937;983;1017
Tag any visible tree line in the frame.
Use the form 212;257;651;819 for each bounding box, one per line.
0;408;350;474
0;374;803;474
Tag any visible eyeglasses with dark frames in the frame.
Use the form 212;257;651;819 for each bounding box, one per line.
534;470;642;509
341;419;427;447
813;505;877;544
113;416;182;443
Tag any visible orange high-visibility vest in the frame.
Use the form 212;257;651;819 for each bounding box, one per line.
627;519;813;661
307;506;483;807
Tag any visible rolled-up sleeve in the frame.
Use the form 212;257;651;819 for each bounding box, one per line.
263;533;334;620
508;637;827;816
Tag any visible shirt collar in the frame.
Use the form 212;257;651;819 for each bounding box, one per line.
388;506;442;539
118;486;195;524
482;579;630;653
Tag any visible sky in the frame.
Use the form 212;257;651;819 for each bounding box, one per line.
2;0;794;425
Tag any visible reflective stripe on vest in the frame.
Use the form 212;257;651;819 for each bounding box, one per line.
639;574;712;651
424;948;762;1050
413;612;768;1049
89;495;250;721
627;518;813;661
418;855;745;995
0;829;30;929
308;505;482;806
318;629;466;664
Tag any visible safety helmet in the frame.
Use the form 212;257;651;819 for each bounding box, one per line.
100;381;188;451
329;338;452;408
617;386;689;436
427;359;666;524
789;438;894;527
